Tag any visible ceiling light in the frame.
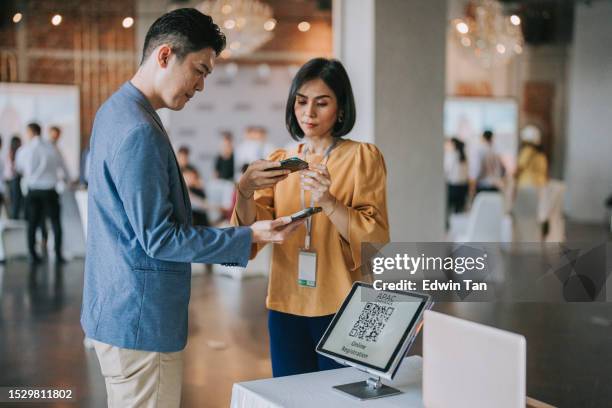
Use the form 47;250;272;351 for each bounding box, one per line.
51;14;62;26
198;0;275;57
122;17;134;28
263;18;276;31
456;21;469;34
298;21;310;32
451;0;524;67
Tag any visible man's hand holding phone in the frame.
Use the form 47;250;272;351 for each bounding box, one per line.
250;216;305;244
250;207;321;244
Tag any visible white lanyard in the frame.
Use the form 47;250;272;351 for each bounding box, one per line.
300;140;338;249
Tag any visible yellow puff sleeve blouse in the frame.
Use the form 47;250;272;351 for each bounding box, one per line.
231;139;390;316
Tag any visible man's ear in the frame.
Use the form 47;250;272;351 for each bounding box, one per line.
156;45;172;68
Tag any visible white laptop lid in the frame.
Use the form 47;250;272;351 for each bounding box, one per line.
423;310;526;408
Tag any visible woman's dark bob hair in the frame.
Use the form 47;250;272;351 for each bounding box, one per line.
285;58;356;141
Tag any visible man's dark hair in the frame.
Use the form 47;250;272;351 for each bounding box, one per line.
27;122;41;136
9;135;22;162
178;146;190;155
141;8;226;64
286;58;356;141
451;137;466;163
482;130;494;143
50;125;61;134
220;130;233;141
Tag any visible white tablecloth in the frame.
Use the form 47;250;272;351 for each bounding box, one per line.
230;356;424;408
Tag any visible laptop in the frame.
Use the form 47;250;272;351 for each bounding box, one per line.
423;310;526;408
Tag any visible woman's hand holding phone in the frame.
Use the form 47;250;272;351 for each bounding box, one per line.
300;163;336;214
238;160;290;198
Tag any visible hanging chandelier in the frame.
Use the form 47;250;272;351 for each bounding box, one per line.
197;0;277;58
451;0;524;67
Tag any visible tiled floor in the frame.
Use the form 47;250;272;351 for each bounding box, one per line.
0;221;610;407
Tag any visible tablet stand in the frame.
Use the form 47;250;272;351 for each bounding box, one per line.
333;376;402;400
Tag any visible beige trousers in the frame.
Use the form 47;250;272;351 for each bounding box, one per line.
92;339;184;408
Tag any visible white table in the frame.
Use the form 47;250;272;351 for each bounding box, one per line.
230;356;425;408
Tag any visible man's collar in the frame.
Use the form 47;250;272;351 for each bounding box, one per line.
121;81;165;131
122;81;156;114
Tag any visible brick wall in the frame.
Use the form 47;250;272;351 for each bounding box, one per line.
0;0;137;148
1;0;332;148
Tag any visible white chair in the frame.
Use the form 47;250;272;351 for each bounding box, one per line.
511;186;541;242
449;192;504;242
56;191;87;258
75;189;88;239
538;180;566;242
0;219;28;261
205;179;235;224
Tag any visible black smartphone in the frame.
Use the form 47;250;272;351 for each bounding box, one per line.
290;207;322;222
266;157;309;173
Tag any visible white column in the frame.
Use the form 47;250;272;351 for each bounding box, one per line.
334;0;447;241
565;1;612;222
333;0;375;143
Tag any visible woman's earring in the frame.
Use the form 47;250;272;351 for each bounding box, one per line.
338;112;344;123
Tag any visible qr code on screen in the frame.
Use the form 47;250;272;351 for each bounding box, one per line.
348;302;395;342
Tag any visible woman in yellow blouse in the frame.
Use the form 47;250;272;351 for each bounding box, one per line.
516;125;548;187
232;58;389;377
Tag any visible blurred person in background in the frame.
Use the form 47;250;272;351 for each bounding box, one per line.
214;130;235;181
47;126;71;191
234;125;275;172
177;145;196;172
516;125;552;240
445;137;469;215
0;135;5;216
5;135;23;219
16;122;69;263
182;165;211;226
48;125;61;145
468;129;504;203
516;125;548;188
44;125;73;246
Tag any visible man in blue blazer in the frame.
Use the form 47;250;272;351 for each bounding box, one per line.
81;9;298;407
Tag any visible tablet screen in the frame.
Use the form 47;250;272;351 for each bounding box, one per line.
317;283;428;373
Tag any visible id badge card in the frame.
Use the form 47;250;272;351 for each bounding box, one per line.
298;250;317;288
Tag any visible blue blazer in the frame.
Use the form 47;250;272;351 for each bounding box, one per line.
81;82;252;352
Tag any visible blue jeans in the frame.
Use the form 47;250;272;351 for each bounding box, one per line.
268;309;344;377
